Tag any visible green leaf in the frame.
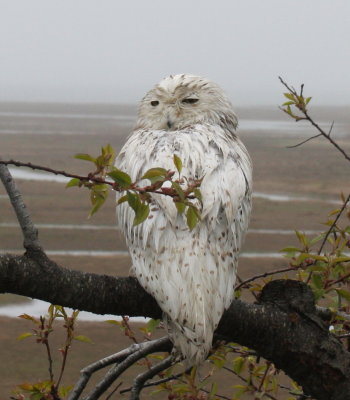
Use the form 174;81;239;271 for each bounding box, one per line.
172;182;185;201
66;178;81;188
74;153;96;163
18;313;39;323
74;335;94;344
306;264;326;272
208;382;218;399
280;246;301;253
89;184;109;217
193;188;202;204
133;203;150;226
329;208;341;216
233;356;245;374
145;318;161;333
127;191;140;212
105;319;121;324
309;233;326;246
18;383;34;391
175;201;186;214
141;168;167;181
333;256;350;263
305;96;312;105
295;230;308;247
108;168;132;188
210;355;226;369
186;206;198;230
117;195;128;205
283;92;295;101
191;205;201;220
17;332;34;341
101;144;116;167
336;289;350;302
58;385;73;398
32;392;46;400
173;154;183;174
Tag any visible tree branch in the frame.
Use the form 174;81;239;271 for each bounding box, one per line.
318;193;350;255
129;355;174;400
0;159;197;200
83;337;171;400
1;252;350;400
69;339;172;400
279;76;350;163
0;165;42;251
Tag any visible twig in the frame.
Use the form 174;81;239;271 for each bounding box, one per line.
279;76;350;163
41;317;54;383
235;266;297;291
326;271;350;288
105;382;122;400
119;371;185;394
286;133;322;148
82;337;171;400
0;164;42;251
0;159;197;199
258;361;271;392
56;343;70;389
303;110;350;162
318;194;350;255
68;337;171;400
304;194;350;285
220;365;278;400
129;356;174;400
328;120;335;137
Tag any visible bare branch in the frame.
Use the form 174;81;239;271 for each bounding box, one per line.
129;356;174;400
328;120;335;137
0;164;42;251
318;194;350;255
286;133;323;149
235;266;297;291
303;111;350;162
119;371;187;394
68;337;171;400
279;77;350;163
83;337;171;400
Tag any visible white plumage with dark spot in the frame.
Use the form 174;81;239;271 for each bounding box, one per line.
116;74;252;366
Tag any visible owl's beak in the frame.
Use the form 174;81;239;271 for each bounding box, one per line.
167;119;173;129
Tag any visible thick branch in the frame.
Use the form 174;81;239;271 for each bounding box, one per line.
0;165;41;251
1;252;350;400
0;252;161;319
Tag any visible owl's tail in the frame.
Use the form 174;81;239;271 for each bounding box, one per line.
164;314;214;367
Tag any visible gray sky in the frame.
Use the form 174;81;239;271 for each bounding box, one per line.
1;0;349;105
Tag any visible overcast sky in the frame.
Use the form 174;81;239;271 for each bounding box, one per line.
0;1;349;105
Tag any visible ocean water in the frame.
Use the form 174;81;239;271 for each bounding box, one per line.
0;106;348;136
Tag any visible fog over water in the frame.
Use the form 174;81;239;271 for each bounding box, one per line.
0;1;350;105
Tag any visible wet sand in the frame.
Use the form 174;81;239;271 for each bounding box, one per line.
0;102;349;397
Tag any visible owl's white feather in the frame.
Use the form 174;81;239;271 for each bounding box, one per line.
116;74;252;366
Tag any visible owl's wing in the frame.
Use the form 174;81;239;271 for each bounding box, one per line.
115;125;252;366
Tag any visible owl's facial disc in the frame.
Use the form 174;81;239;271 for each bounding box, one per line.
146;93;201;131
136;74;238;132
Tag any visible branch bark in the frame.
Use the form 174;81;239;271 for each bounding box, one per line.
0;164;41;251
1;252;350;400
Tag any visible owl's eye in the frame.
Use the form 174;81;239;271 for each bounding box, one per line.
182;98;199;104
150;100;159;106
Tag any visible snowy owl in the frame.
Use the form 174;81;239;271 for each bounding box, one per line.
116;74;252;366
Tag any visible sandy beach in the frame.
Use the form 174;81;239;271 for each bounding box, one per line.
0;102;349;397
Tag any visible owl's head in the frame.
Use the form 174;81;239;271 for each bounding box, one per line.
136;74;238;132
